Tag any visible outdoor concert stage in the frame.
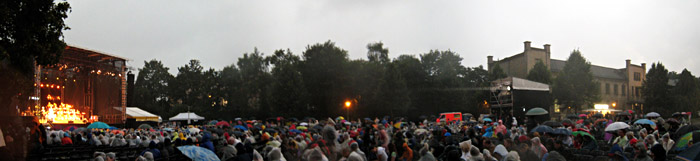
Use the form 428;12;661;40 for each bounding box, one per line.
20;45;128;126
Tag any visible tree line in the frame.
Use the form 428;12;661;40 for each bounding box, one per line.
133;41;501;120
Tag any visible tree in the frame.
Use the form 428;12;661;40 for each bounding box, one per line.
671;69;698;113
527;61;552;84
367;42;389;64
169;59;207;117
641;62;671;115
268;49;308;117
0;0;71;71
301;41;350;116
420;50;466;88
394;55;427;89
552;50;599;112
237;48;271;116
134;60;174;116
489;64;507;81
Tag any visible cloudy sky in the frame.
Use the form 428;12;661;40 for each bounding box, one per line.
63;0;700;75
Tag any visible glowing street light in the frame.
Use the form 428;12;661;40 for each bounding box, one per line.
345;101;351;108
344;100;352;120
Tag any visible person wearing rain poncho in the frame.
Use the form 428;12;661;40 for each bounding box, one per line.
482;126;495;138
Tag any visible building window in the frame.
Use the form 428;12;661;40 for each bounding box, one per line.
622;85;626;96
605;83;610;94
614;84;618;95
634;72;641;81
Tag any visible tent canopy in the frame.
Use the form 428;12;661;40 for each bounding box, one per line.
113;107;161;122
492;77;550;91
169;112;205;121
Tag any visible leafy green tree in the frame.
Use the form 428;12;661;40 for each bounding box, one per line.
0;0;71;70
394;55;427;88
489;64;507;81
377;62;412;116
527;61;552;84
134;60;174;116
237;48;271;116
301;41;350;116
463;65;491;87
420;50;466;88
268;49;308;117
169;59;209;117
671;69;698;113
219;64;245;118
642;62;671;115
552;50;599;112
367;42;390;64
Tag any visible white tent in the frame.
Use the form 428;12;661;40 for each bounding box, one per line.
113;107;161;122
169;112;205;123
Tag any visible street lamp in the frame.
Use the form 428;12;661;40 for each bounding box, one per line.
344;101;351;119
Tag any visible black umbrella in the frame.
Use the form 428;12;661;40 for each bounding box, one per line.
543;121;563;128
232;131;244;137
530;125;554;134
676;143;700;161
592;113;604;118
562;119;574;126
673;112;683;117
264;128;278;134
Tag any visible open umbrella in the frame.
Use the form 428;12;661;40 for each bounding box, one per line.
483;118;493;122
633;119;655;126
233;125;247;131
74;127;87;133
87;121;110;129
208;120;218;126
572;131;595;140
562;119;574;126
163;128;174;132
112;130;125;135
64;126;78;131
675;125;700;140
674;131;700;151
578;114;588;118
525;107;549;116
552;128;572;135
108;126;118;130
594;119;609;125
216;121;230;127
604;122;630;132
646;112;661;118
530;125;554;134
592;113;604;118
543;121;563;127
188;127;201;134
177;145;221;161
677;144;700;161
138;124;153;129
296;126;308;130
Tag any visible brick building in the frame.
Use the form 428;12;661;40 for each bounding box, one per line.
487;41;645;112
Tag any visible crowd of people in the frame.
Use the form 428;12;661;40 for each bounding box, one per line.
29;112;697;161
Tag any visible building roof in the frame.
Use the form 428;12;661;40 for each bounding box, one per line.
550;59;626;80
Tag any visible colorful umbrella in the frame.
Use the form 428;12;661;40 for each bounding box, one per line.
208;120;218;126
108;126;118;130
233;125;248;131
604;122;630;132
578;114;587;118
675;130;700;151
572;131;595;140
483;118;493;122
177;145;221;161
215;121;230;127
633;119;655;125
63;126;77;131
296;126;308;130
87;121;110;129
112;130;125;135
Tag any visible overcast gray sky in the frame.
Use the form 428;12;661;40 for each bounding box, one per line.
63;0;700;75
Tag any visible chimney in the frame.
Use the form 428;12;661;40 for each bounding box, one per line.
641;63;646;70
487;56;494;69
524;41;531;52
543;44;551;53
544;44;551;67
626;59;631;68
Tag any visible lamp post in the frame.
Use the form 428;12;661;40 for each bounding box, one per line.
345;101;351;120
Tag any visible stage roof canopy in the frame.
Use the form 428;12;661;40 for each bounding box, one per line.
169;112;205;121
